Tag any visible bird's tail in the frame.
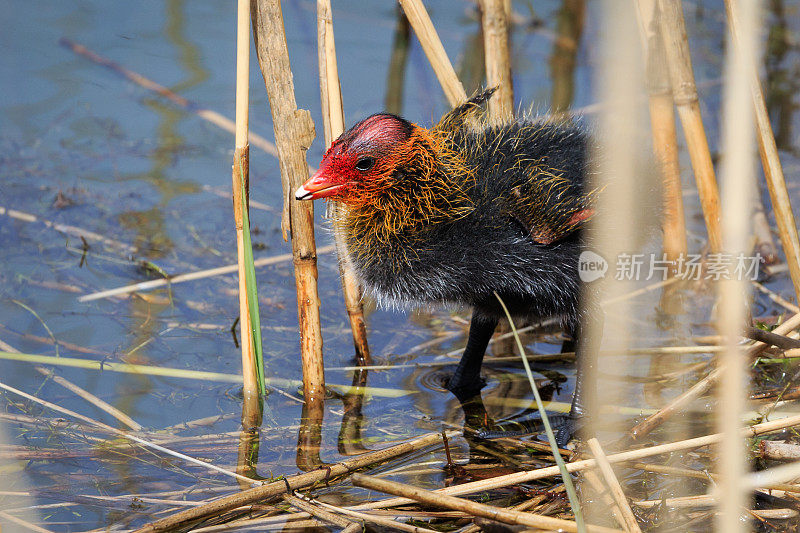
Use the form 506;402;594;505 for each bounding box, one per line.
433;87;498;134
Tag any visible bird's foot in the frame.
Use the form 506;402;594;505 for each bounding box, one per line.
443;374;486;403
550;413;584;448
470;412;584;447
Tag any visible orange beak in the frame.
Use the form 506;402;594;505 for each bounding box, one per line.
295;169;344;201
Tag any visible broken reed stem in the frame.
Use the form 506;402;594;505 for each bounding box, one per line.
251;0;325;413
232;0;260;421
725;0;800;305
130;432;451;533
351;474;620;533
398;0;467;106
657;0;722;252
317;0;371;364
480;0;513;120
636;0;688;263
587;438;642;533
629;310;800;440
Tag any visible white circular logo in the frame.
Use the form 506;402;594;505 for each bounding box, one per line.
578;250;608;282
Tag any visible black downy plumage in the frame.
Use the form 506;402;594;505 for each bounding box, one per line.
296;89;602;443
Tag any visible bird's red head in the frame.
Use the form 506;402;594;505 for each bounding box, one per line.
295;114;425;205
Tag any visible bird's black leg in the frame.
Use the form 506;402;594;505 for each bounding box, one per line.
446;312;499;402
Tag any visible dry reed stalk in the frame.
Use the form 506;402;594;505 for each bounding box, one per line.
317;0;371;364
251;0;324;414
0;206;135;254
351;473;621;533
629;310;800;439
232;0;260;425
60;38;281;160
753;194;779;264
743;456;800;492
583;469;628;532
463;498;552;533
587;2;645;525
480;0;513;120
386;7;411;114
283;494;359;531
715;2;760;529
398;0;467;106
657;0;722;252
353;413;800;511
636;0;688;263
759;441;800;461
634;494;714;508
628;461;800;496
79;245;335;302
753;281;800;313
550;0;585;115
587;438;642;533
0;510;53;533
0;381;258;486
309;498;440;533
34;367;142;431
130;431;451;533
725;0;800;305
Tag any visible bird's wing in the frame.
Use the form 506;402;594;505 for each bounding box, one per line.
503;169;600;245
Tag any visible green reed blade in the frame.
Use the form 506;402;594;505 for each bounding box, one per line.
494;291;586;533
240;166;266;397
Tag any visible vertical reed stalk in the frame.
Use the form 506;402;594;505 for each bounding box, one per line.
386;7;411;115
317;0;371;365
725;0;800;305
232;0;262;427
481;0;515;356
251;0;325;413
480;0;513;120
589;1;645;526
550;0;585;116
716;1;760;529
636;0;688;264
318;0;371;456
657;0;722;253
398;0;467;106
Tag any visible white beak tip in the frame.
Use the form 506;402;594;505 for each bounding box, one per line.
295;185;312;201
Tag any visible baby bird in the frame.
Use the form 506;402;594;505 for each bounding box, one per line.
296;89;599;441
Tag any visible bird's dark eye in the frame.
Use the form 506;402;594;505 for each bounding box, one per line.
355;157;375;172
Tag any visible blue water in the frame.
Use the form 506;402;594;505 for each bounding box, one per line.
2;1;800;530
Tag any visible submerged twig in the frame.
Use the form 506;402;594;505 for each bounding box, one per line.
0;206;135;253
78;245;335;302
0;380;258;485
